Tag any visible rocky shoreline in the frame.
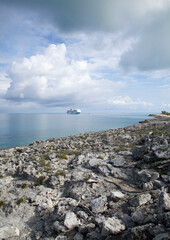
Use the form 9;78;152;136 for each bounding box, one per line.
0;116;170;240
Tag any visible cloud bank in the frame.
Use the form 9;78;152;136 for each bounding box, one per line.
5;44;123;108
0;0;170;112
1;0;170;72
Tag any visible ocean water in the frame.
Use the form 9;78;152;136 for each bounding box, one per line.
0;113;152;149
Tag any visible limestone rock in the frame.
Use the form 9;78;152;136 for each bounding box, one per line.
74;232;83;240
101;216;126;236
129;193;151;207
159;192;170;211
110;190;125;201
64;212;80;230
132;146;147;160
152;232;170;240
90;196;107;213
110;155;126;167
131;210;144;224
0;225;20;239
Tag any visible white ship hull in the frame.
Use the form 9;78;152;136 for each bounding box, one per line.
67;109;81;114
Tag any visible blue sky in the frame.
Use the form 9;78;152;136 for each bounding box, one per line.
0;0;170;113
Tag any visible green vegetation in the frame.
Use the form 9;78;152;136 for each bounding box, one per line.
54;170;65;178
57;150;81;156
58;153;68;160
154;130;163;136
161;111;170;115
0;200;5;207
97;155;104;160
152;161;161;168
21;183;28;189
17;198;26;205
34;176;46;186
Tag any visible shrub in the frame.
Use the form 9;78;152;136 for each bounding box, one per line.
17;198;26;205
0;200;5;207
21;183;28;189
58;154;68;160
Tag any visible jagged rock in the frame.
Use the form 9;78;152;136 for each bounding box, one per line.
152;232;170;240
101;216;126;236
90;196;107;213
161;174;170;183
129;193;151;207
132;146;147;160
78;223;95;234
148;224;165;236
0;225;20;239
159;192;170;211
86;229;102;240
74;232;83;240
77;211;88;220
130;223;154;240
110;155;126;167
154;148;170;160
53;221;66;233
162;212;170;228
55;236;68;240
109;166;130;180
64;212;80;230
88;158;103;168
110;190;125;201
135;169;159;187
122;214;135;228
143;181;153;190
97;166;110;176
153;180;166;189
0;116;169;239
131;210;145;224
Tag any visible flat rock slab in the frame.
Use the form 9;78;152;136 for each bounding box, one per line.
110;155;126;167
0;225;20;239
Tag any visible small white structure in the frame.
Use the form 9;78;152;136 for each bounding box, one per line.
67;109;81;114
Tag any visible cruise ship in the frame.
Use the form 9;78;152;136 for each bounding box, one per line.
67;109;81;114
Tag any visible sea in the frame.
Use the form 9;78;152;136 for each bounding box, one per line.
0;113;152;150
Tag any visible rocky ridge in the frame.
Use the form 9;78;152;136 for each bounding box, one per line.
0;116;170;239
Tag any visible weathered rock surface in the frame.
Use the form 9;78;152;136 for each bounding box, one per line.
0;116;169;239
0;225;20;239
101;216;126;236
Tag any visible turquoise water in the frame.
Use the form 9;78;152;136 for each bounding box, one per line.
0;113;151;149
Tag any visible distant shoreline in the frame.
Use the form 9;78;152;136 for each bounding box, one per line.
149;113;170;118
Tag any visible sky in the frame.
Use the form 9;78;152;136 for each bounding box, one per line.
0;0;170;113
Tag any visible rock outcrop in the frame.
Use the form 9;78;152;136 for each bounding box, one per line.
0;116;169;239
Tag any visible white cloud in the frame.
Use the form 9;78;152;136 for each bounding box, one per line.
5;44;124;108
108;96;153;108
162;103;170;107
0;73;11;96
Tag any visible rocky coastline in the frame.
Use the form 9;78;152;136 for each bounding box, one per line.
0;116;170;240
